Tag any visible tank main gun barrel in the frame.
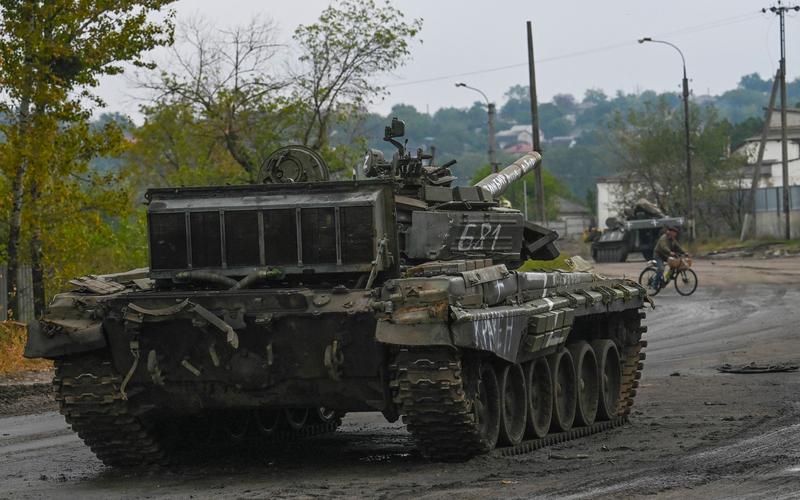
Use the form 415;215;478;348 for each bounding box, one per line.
475;152;542;199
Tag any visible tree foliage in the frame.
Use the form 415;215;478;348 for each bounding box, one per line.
292;0;422;151
604;98;748;236
142;17;285;179
141;0;422;179
0;0;175;316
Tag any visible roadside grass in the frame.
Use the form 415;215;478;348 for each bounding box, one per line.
692;237;800;255
0;322;51;375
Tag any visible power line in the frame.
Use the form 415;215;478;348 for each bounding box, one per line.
385;11;763;89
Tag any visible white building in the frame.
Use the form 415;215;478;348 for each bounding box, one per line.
596;176;644;227
735;108;800;238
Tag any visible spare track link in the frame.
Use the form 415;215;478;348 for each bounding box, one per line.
54;354;167;467
391;348;487;461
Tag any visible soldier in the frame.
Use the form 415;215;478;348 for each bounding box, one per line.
653;225;686;285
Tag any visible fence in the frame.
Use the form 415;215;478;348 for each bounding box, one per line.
0;265;35;322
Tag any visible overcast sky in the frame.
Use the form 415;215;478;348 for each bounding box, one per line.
99;0;800;120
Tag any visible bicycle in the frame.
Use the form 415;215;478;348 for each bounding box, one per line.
638;255;698;296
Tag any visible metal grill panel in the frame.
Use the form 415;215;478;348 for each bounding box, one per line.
264;209;298;265
149;212;188;269
301;208;337;265
224;211;260;266
340;206;374;264
190;211;222;267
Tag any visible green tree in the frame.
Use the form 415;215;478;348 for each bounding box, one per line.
499;85;531;124
142;17;286;180
604;98;748;237
291;0;422;170
126;101;248;188
0;0;175;315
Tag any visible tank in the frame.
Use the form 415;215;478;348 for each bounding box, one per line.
591;199;684;263
25;118;648;465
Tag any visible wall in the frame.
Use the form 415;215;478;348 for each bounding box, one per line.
755;210;800;239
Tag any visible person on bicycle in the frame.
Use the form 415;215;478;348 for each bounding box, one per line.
653;225;686;286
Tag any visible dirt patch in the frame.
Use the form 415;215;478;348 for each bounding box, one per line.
0;383;56;417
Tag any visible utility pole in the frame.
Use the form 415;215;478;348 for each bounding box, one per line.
455;83;499;173
488;102;498;173
741;69;780;241
764;2;799;239
681;63;694;242
638;37;694;241
527;21;546;224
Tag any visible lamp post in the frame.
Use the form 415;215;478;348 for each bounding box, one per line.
638;37;694;241
455;82;499;173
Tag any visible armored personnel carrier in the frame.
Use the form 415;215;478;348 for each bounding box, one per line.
26;119;648;466
592;199;684;263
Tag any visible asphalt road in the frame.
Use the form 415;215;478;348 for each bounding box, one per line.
2;258;799;499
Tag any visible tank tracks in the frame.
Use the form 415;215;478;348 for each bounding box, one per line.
391;349;492;461
392;312;646;461
54;354;168;467
54;352;340;467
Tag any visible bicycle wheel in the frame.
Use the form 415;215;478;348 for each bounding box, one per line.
638;267;662;296
674;269;698;296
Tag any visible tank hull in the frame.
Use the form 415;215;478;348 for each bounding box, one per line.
30;266;647;465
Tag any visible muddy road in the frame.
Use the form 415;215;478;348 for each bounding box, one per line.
2;257;800;499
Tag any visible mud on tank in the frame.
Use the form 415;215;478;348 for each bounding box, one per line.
25;118;649;466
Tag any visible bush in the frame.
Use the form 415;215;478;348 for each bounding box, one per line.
0;322;51;374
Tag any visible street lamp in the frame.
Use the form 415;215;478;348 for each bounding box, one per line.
638;37;695;241
455;82;499;173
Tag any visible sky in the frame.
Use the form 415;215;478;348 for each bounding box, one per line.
98;0;800;120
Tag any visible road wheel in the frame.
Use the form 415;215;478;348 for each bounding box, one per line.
638;267;661;296
316;407;339;423
223;411;251;441
568;342;599;427
549;348;576;432
591;340;622;421
674;269;698;296
498;363;527;446
254;409;282;435
284;408;309;430
471;361;501;451
524;357;553;438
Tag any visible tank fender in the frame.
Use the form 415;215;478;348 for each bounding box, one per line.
24;319;106;359
375;277;454;346
450;307;528;362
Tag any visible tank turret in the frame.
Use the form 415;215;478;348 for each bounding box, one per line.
361;118;559;270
